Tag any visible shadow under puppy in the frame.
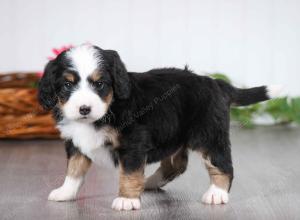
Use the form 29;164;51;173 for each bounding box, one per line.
38;44;281;211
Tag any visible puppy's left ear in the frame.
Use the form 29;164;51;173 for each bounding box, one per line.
104;50;131;99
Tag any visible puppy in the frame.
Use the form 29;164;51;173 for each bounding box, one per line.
38;44;281;211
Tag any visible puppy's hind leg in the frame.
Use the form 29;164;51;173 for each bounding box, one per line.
48;143;91;202
145;147;188;190
200;148;233;205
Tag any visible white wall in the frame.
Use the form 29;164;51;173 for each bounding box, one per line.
0;0;299;95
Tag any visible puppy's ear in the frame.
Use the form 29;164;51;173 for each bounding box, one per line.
105;50;131;99
38;60;58;110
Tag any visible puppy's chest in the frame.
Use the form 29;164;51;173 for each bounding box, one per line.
57;121;119;165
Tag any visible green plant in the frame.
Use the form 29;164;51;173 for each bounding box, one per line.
209;73;300;128
209;73;231;84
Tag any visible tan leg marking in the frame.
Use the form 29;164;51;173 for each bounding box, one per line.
201;153;230;204
48;152;91;202
67;153;92;178
145;147;188;190
119;165;145;198
203;157;230;191
112;163;145;211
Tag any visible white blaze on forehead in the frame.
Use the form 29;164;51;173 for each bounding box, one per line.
67;44;102;78
62;44;108;122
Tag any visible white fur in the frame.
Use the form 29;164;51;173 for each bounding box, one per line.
202;184;229;205
62;44;109;122
267;85;283;98
112;197;141;211
67;44;101;78
63;44;107;121
48;176;83;201
57;122;114;167
62;81;108;121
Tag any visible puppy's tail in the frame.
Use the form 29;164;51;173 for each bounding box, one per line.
216;79;283;106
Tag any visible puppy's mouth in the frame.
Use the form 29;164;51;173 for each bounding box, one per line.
75;116;98;123
74;116;92;123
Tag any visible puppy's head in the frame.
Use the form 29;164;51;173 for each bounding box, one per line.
38;44;130;122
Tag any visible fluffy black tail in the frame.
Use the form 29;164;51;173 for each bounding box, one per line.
216;79;282;106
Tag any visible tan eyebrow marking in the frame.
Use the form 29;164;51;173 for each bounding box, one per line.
63;72;75;82
90;70;102;81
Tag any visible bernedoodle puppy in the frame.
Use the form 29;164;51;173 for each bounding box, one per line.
38;44;281;211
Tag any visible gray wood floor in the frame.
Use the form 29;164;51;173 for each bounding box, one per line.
0;126;299;220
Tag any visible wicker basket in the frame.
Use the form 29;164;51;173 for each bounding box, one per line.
0;73;59;139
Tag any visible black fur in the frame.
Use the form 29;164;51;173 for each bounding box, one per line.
216;79;269;106
103;49;131;99
38;46;272;189
110;68;235;176
65;140;79;159
38;60;58;110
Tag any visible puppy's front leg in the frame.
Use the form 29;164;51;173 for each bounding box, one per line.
48;152;91;201
112;163;145;211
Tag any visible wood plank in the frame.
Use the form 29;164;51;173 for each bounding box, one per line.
0;126;299;220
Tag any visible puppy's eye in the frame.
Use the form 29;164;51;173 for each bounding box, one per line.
95;81;104;89
64;81;73;89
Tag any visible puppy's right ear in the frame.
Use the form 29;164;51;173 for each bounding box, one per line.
38;60;58;110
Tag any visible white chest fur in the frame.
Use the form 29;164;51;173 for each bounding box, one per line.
57;121;118;167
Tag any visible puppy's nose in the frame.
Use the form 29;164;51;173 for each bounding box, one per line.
79;105;91;116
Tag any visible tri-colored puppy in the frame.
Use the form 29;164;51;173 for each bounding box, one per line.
38;44;281;211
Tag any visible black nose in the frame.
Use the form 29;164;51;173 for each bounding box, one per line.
79;105;91;116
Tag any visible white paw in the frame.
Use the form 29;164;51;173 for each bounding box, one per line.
48;186;77;201
48;176;82;202
202;184;229;205
112;197;141;211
